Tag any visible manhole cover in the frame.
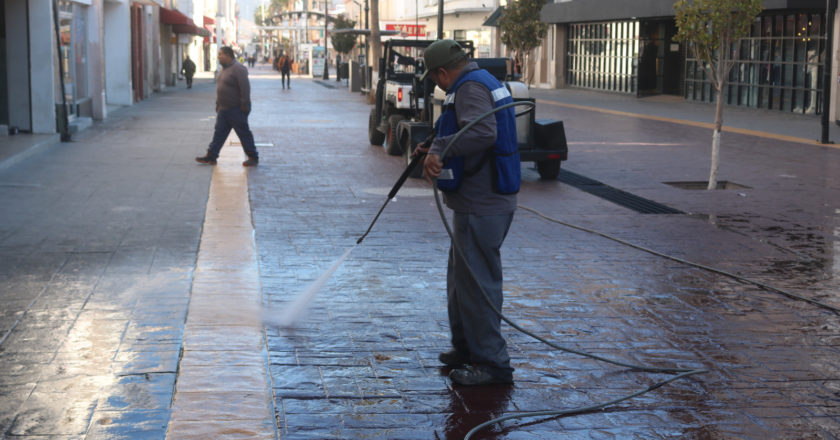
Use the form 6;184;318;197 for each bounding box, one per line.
664;181;751;190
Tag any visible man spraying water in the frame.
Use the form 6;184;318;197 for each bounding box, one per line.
416;39;520;386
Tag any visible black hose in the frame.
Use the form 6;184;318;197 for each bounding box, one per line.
519;205;840;315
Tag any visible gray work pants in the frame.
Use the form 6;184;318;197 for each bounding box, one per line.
447;211;514;373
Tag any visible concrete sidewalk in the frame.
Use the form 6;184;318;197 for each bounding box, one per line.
530;87;840;146
0;75;217;438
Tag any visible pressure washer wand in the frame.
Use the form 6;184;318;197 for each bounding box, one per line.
357;134;435;245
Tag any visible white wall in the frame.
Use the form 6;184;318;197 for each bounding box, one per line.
146;5;160;93
104;0;132;105
88;0;106;119
28;0;56;134
6;0;31;131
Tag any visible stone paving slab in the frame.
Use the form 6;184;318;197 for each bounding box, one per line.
0;77;216;438
246;71;840;438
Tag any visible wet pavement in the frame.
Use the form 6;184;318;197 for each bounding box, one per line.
1;64;839;438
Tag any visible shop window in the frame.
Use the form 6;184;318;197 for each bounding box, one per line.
685;11;825;114
566;20;639;94
56;0;88;119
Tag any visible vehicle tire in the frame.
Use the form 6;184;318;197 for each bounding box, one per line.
385;115;405;156
369;108;385;146
536;159;561;180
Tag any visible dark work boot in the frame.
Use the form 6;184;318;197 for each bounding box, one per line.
242;156;259;167
195;155;217;165
449;365;513;386
438;350;469;367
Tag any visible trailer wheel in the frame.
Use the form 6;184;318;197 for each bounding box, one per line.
385;115;405;155
369;109;385;146
537;159;561;180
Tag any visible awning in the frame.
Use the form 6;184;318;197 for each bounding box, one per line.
483;6;503;27
160;7;191;25
203;16;216;43
331;29;402;36
160;7;210;37
172;23;210;36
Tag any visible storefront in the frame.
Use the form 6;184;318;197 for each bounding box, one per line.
567;20;641;95
160;7;210;87
566;18;683;96
544;0;833;115
686;11;826;114
420;8;498;58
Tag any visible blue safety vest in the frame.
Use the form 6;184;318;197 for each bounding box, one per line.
435;69;520;194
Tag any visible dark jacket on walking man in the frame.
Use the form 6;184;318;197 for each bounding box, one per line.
195;46;259;167
181;55;196;88
417;39;519;387
278;53;291;89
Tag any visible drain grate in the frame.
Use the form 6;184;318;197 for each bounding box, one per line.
556;169;683;214
664;181;751;190
314;81;336;89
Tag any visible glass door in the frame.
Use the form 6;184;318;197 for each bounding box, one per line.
56;0;87;119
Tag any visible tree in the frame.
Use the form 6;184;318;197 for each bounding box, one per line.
674;0;762;190
499;0;549;87
254;0;294;26
254;0;292;26
330;14;358;55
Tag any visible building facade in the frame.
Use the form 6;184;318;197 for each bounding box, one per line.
540;0;839;118
1;0;223;138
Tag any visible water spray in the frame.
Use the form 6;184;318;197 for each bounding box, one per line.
262;133;431;327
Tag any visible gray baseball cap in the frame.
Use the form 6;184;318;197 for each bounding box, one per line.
420;39;466;81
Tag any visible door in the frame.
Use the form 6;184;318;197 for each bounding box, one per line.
639;19;683;96
662;20;683;95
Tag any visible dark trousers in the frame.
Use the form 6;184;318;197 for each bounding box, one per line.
281;71;290;88
206;107;258;160
185;75;193;88
447;211;514;374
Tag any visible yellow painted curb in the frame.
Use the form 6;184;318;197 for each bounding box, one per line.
536;99;840;149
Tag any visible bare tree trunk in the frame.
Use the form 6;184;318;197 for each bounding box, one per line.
708;81;724;190
525;49;536;87
369;0;381;104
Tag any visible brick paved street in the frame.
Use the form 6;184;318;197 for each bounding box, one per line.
1;64;839;439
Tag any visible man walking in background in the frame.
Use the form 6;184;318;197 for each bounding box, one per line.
181;55;196;89
278;52;291;89
195;46;259;167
